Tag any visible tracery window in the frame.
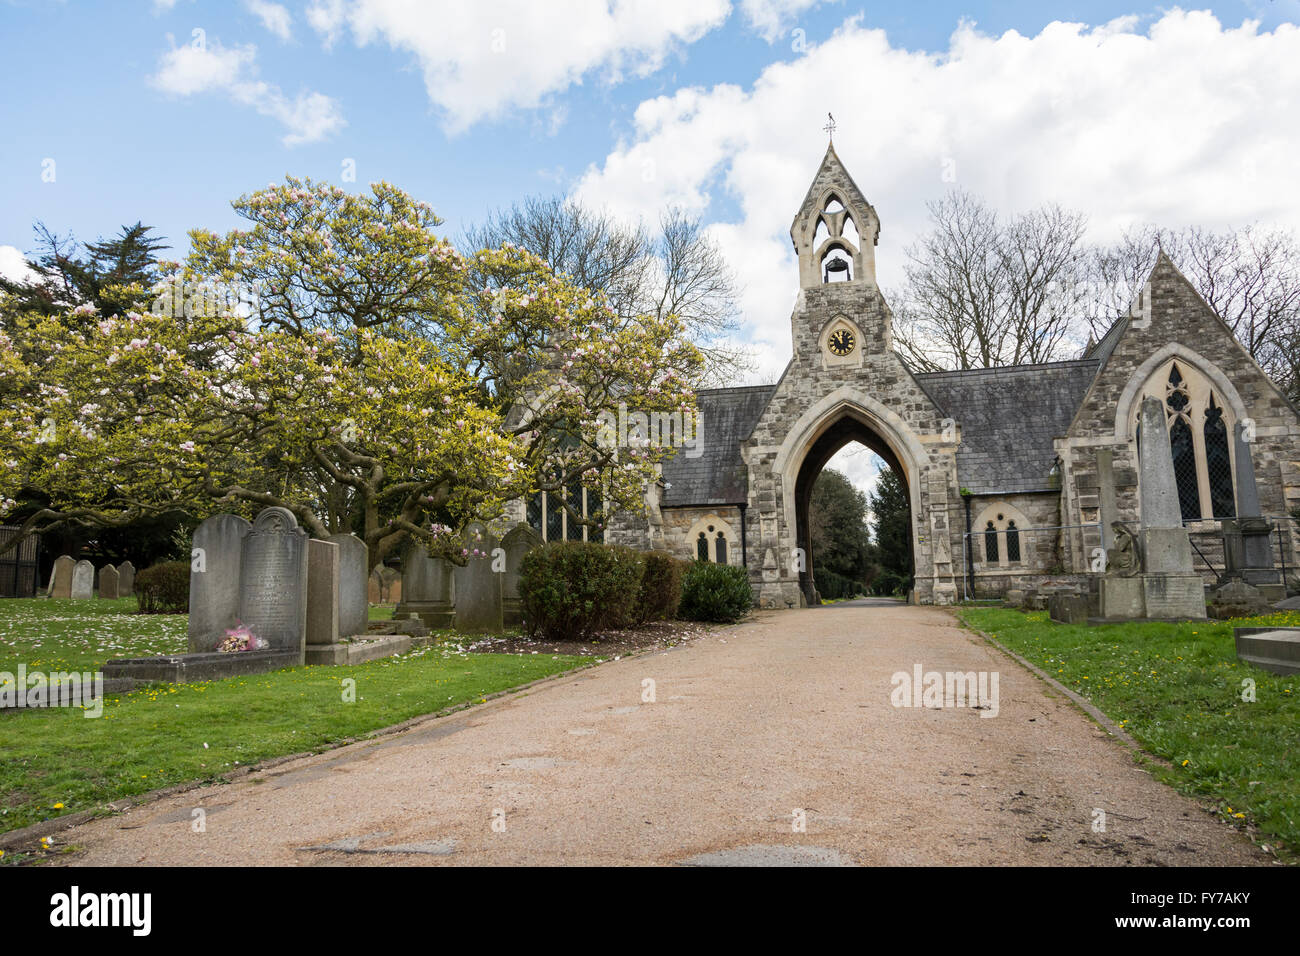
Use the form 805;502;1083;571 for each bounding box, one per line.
1136;362;1236;522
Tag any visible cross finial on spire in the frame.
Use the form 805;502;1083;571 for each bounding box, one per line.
824;112;835;141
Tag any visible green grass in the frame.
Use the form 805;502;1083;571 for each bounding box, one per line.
0;598;592;840
959;606;1300;861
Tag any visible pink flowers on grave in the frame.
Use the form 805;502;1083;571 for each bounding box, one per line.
217;622;268;653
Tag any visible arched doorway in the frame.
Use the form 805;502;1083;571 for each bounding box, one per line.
792;414;912;605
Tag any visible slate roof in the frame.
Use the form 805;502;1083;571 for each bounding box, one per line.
914;360;1100;495
660;385;774;507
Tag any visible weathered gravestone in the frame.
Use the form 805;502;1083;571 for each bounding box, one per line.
98;564;119;600
1221;422;1285;601
238;507;310;660
368;568;383;604
70;560;94;600
305;539;340;646
397;543;455;628
1048;592;1089;624
188;514;252;653
1099;397;1205;620
501;523;540;628
327;533;369;638
48;555;75;598
454;523;503;633
118;560;135;597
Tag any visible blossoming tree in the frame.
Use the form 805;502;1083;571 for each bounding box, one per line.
0;178;702;566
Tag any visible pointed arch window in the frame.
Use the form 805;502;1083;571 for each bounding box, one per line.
697;531;709;561
1005;521;1021;563
1203;395;1235;518
984;521;998;562
1137;361;1237;522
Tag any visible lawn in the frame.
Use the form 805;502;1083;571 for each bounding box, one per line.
0;598;593;841
958;606;1300;861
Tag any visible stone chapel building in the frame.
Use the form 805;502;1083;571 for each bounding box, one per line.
520;144;1300;607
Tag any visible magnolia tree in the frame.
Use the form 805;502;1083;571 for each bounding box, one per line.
0;178;702;565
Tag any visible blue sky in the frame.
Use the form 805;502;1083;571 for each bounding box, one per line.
3;0;1300;494
2;1;1295;264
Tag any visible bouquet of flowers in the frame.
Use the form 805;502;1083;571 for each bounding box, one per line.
216;622;268;653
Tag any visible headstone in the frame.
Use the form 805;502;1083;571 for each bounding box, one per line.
1003;588;1024;607
454;522;502;632
1138;397;1185;531
327;533;369;638
48;555;75;598
118;560;135;597
1048;592;1089;624
1226;422;1284;600
387;577;401;604
1102;397;1206;620
70;560;94;600
305;539;340;646
501;524;540;627
368;569;383;604
1208;578;1271;619
237;507;309;660
396;542;455;628
188;514;253;653
98;564;119;600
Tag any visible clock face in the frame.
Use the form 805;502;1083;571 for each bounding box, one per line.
828;328;856;356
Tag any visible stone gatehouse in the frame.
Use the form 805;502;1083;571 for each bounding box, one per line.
521;144;1300;606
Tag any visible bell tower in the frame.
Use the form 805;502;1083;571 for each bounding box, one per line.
790;141;881;290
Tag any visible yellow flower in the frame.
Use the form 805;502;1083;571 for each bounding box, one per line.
52;802;64;810
1181;759;1190;766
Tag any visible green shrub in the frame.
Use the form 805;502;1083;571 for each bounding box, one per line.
635;551;688;623
135;561;190;614
519;541;644;640
679;561;753;623
870;568;910;598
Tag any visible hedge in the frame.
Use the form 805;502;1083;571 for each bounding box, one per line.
518;541;645;641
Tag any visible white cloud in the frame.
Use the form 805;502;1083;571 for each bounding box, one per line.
150;39;344;146
246;0;293;42
0;246;38;285
305;0;732;133
740;0;835;43
575;11;1300;384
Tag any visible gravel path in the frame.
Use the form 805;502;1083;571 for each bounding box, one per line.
60;604;1267;866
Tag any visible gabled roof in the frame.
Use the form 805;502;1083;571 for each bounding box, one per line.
916;360;1100;494
660;385;774;507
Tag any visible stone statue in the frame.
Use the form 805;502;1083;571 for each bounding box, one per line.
1106;521;1142;577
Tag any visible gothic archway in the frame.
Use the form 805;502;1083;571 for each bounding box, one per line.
791;414;912;605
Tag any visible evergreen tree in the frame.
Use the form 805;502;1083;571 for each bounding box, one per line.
868;467;912;594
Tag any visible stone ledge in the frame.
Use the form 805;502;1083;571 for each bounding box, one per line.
103;648;303;684
1233;627;1300;675
304;635;412;666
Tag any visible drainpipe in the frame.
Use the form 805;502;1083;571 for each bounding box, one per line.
963;492;975;600
739;502;748;569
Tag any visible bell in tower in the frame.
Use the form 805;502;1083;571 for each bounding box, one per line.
790;141;881;291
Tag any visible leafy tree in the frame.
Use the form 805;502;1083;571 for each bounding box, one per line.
0;178;703;567
868;467;912;594
809;468;872;582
